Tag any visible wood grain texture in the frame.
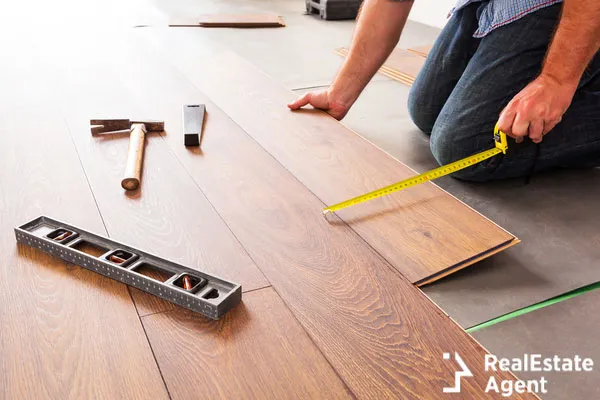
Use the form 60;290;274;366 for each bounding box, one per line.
113;35;533;399
0;34;168;399
169;14;285;27
142;287;352;399
37;28;269;316
139;31;517;284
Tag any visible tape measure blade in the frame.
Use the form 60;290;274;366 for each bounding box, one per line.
323;147;502;214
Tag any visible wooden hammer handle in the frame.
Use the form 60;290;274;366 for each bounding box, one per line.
121;124;146;190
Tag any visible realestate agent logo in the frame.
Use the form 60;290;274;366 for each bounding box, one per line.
443;352;473;393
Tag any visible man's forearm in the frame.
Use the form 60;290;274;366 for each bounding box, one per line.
330;0;414;107
541;0;600;88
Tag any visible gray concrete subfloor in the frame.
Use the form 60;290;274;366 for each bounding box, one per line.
145;0;600;328
471;289;600;400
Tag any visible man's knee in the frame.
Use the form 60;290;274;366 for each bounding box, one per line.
407;80;438;135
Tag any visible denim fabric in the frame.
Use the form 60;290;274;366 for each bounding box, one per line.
407;3;600;181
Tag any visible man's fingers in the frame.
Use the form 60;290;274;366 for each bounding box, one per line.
512;113;530;139
497;108;516;137
528;120;544;143
287;93;312;110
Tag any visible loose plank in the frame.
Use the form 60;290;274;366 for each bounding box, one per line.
142;287;352;399
169;14;286;27
118;34;534;398
0;34;168;399
39;27;269;316
138;30;517;284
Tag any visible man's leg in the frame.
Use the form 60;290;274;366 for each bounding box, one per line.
407;3;483;134
428;4;600;181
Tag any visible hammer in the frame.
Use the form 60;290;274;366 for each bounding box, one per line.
90;119;164;190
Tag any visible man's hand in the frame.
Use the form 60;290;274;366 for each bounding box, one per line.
498;0;600;144
288;0;413;121
287;88;352;120
497;74;576;143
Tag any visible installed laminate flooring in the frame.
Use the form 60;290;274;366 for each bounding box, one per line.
111;32;534;398
139;29;518;285
0;23;169;399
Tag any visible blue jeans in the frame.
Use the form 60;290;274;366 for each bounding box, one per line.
408;3;600;181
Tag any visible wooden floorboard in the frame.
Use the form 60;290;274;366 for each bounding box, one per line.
0;34;169;399
139;30;518;285
111;34;534;399
142;287;353;399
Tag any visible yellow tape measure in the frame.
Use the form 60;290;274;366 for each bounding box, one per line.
323;125;508;214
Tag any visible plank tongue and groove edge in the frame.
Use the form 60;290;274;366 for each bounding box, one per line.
139;30;519;285
121;32;534;398
0;31;168;399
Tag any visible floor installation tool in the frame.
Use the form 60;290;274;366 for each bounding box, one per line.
306;0;364;20
90;119;164;191
324;128;508;214
15;216;241;319
183;104;206;147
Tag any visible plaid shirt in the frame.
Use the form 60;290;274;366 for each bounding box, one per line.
451;0;563;37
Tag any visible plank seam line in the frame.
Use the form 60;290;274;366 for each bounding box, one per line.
63;118;172;399
135;290;174;400
466;281;600;333
62;117;109;237
153;133;357;399
156;132;271;287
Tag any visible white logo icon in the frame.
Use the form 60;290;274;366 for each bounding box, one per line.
443;352;473;393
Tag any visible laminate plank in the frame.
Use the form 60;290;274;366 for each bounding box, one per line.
138;30;518;285
0;32;168;399
142;287;353;399
37;28;269;316
169;14;286;27
114;34;534;398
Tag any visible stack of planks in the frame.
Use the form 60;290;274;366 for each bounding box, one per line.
334;46;431;86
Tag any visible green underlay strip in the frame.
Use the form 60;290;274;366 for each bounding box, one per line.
466;281;600;334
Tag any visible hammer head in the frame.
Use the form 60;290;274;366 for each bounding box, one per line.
90;119;164;135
